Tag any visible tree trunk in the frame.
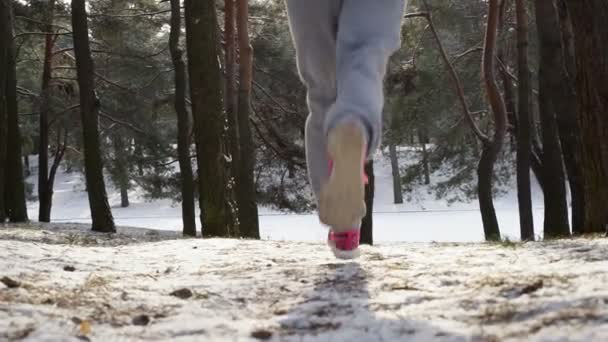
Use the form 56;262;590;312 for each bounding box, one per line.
0;0;8;222
498;1;518;151
564;1;608;234
71;0;115;233
3;0;27;222
185;0;233;237
514;0;535;241
23;156;30;177
478;0;507;241
45;128;67;219
169;0;196;237
537;86;570;238
556;0;576;82
554;0;584;235
37;0;56;223
360;161;374;245
388;143;403;204
224;0;240;182
112;133;129;208
235;0;260;239
536;0;580;237
421;142;430;185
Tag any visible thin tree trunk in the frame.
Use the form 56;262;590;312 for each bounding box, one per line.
169;0;196;237
37;0;56;223
236;0;260;239
536;0;579;237
514;0;535;241
388;143;403;204
498;0;517;151
185;0;233;237
478;0;507;241
564;0;608;234
71;0;115;233
46;128;67;217
112;133;129;208
421;142;430;185
23;156;30;177
4;0;27;222
360;161;374;245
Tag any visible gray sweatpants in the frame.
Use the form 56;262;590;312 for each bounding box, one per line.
285;0;405;198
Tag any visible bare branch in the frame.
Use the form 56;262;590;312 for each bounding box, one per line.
452;45;483;64
404;11;490;144
88;9;172;18
15;16;72;32
13;31;72;39
99;110;147;135
252;80;299;115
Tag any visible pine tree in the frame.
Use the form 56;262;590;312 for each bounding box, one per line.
185;0;233;237
71;0;116;233
563;1;608;234
169;0;196;237
236;0;260;239
2;0;28;222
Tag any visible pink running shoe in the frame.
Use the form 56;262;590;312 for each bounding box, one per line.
322;121;369;259
328;228;361;259
319;122;368;229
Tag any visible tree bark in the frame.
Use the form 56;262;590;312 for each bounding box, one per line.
514;0;535;241
421;142;430;185
224;0;240;181
0;0;8;222
236;0;260;239
478;0;507;241
24;156;30;177
564;1;608;234
3;0;27;222
71;0;116;233
47;128;67;216
37;0;56;222
388;143;403;204
360;161;374;245
169;0;196;237
185;0;233;237
552;0;587;235
537;87;570;238
536;0;579;237
111;133;129;208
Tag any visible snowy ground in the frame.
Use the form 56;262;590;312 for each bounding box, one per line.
1;223;607;341
24;152;548;243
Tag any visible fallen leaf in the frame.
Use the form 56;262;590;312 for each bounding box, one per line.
251;329;273;340
170;288;193;299
79;320;91;335
519;280;544;296
132;314;150;326
1;276;21;288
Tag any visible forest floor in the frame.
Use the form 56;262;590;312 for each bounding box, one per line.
1;223;608;341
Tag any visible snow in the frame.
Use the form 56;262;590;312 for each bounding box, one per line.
1;223;607;341
25;152;548;243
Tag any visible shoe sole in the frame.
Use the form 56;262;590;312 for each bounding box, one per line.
319;122;366;230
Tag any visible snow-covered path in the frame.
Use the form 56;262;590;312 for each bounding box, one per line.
1;223;607;341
